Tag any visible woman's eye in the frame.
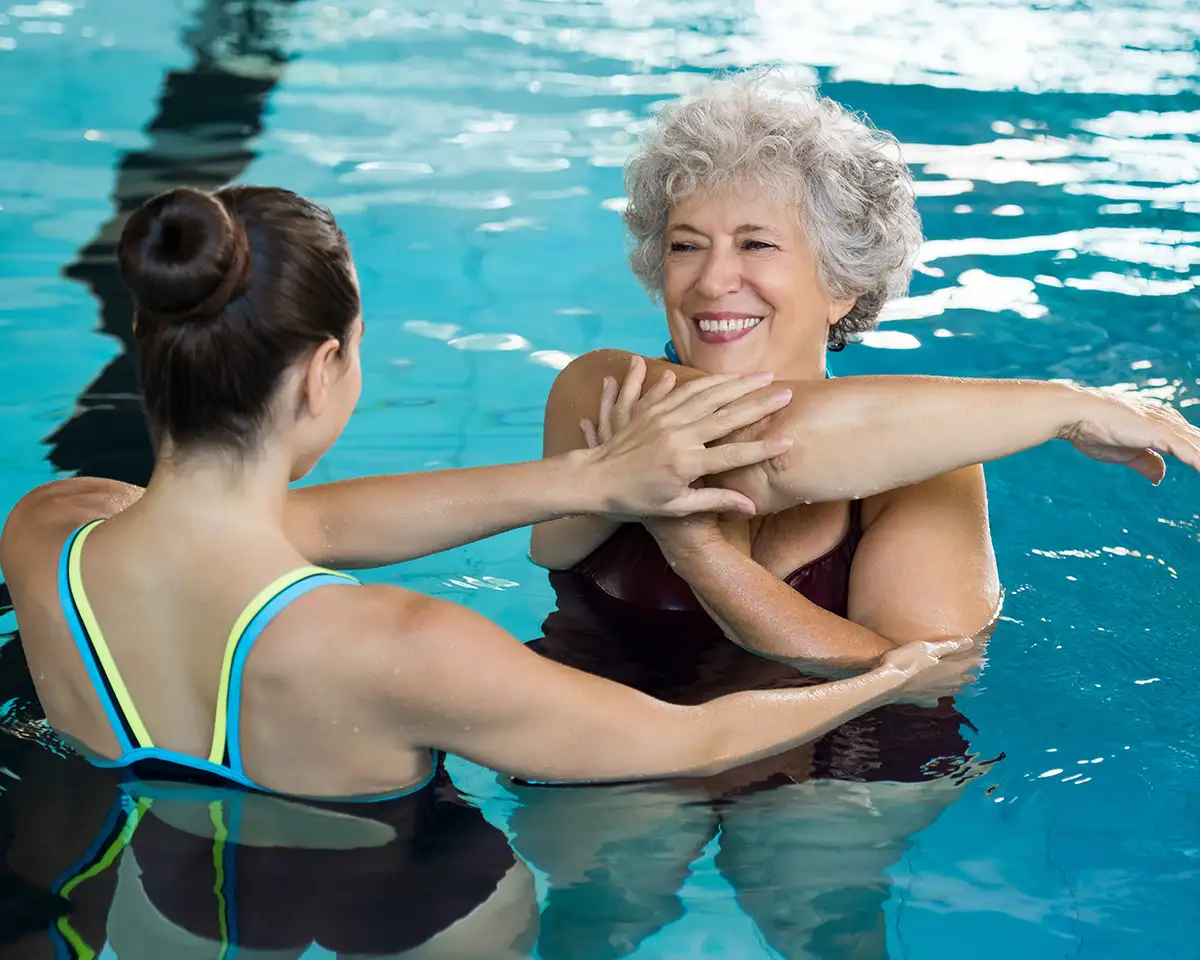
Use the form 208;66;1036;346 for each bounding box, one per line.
743;239;775;251
669;241;697;253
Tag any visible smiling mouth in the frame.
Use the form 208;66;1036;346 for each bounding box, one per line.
693;315;764;343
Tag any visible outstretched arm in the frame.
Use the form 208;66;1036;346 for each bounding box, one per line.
375;589;970;784
286;360;792;569
712;373;1200;513
538;350;1200;524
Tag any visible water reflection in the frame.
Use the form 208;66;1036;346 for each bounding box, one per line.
0;751;536;959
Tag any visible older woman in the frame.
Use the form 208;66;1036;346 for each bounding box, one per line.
512;71;1200;959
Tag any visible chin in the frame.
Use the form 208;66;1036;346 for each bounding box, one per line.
686;342;768;377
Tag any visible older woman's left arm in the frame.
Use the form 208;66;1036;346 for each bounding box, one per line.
649;465;1001;672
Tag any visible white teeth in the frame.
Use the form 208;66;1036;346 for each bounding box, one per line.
697;316;763;333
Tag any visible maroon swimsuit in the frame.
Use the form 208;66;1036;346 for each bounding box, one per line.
529;502;977;789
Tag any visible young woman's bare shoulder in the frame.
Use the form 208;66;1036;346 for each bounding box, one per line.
0;477;142;577
283;583;508;668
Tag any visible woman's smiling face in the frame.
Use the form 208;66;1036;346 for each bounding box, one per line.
662;188;855;380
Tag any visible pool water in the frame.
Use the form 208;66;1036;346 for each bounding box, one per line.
1;1;1199;957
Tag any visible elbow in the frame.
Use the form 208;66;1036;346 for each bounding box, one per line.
670;709;745;779
528;524;576;571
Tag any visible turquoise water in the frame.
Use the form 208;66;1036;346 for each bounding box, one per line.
1;1;1199;957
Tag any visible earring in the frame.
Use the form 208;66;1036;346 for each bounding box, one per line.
664;340;680;364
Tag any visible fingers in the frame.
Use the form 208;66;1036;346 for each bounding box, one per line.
1140;403;1200;471
668;487;757;517
637;369;677;413
926;637;975;659
1128;449;1166;485
688;387;794;444
613;356;647;435
650;371;769;417
698;435;796;475
1162;423;1200;471
580;419;599;449
597;376;618;444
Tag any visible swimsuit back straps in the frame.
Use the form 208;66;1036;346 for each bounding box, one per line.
58;520;357;780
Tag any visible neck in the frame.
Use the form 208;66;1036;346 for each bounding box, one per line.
772;346;829;382
136;442;295;533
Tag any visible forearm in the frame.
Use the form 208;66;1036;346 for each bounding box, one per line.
287;452;604;568
712;376;1086;512
657;536;895;670
561;353;1088;512
686;663;907;776
713;376;1088;511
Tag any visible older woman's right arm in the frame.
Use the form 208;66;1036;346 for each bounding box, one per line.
371;588;968;784
533;350;1200;551
716;371;1200;513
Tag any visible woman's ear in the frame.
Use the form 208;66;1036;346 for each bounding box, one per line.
299;338;343;418
827;297;857;326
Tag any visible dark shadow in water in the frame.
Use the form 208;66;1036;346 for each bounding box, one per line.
0;5;304;948
48;0;305;487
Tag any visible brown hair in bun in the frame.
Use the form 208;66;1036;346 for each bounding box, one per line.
117;185;359;455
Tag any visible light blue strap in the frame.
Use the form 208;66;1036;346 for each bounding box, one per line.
57;524;134;754
224;573;358;776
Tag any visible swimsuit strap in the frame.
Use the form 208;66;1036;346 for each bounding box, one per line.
49;791;245;960
60;521;153;752
214;566;359;771
58;519;359;773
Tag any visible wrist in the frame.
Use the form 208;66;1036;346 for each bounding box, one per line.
651;524;723;566
1050;380;1102;442
557;447;612;516
864;661;911;702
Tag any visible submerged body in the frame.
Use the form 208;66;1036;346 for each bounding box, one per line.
533;503;982;794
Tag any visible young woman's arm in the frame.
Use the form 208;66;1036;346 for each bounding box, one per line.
283;360;792;569
370;589;971;784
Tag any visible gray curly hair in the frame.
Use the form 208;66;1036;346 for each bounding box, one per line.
622;69;922;350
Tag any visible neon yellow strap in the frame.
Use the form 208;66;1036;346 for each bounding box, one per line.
68;521;155;749
207;565;357;763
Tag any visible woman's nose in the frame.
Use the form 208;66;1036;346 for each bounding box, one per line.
695;245;741;298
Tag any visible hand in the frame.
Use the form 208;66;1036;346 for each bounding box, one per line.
579;355;795;519
1061;387;1200;484
881;637;983;707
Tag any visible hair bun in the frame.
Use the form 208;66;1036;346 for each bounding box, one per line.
118;186;252;326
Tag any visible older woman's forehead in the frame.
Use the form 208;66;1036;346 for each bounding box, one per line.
667;188;804;231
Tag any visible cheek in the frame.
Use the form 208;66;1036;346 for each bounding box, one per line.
760;265;820;317
662;268;683;306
